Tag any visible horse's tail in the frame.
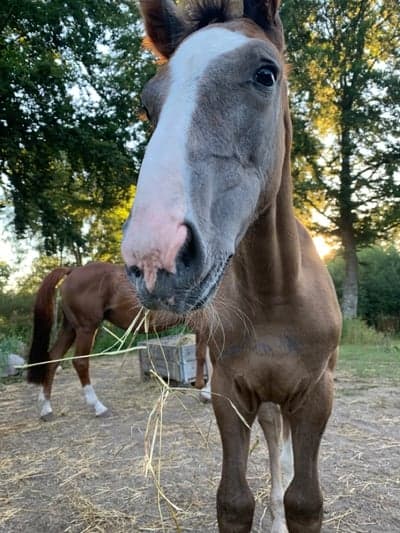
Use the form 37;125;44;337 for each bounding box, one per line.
27;267;73;384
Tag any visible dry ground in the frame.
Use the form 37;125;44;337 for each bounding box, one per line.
0;354;399;532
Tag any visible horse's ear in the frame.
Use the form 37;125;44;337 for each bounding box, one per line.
140;0;185;59
243;0;284;50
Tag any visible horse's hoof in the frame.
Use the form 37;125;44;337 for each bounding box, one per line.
199;391;211;403
40;412;54;422
96;408;111;418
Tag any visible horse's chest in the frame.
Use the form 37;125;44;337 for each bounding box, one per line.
215;330;331;405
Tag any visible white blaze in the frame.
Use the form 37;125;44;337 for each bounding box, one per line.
122;28;250;275
140;27;250;192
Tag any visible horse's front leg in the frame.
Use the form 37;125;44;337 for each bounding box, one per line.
258;402;292;533
284;369;334;533
212;364;259;533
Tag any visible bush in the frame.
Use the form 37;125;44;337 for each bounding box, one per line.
341;318;389;346
0;292;35;342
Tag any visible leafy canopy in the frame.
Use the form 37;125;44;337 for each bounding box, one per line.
0;0;154;256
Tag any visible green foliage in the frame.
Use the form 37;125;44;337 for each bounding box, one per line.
341;318;388;346
282;0;400;316
0;1;154;257
283;0;400;239
15;255;63;294
328;246;400;329
0;261;11;293
0;292;34;339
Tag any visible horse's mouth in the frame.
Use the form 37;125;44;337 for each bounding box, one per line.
191;256;231;310
132;256;231;315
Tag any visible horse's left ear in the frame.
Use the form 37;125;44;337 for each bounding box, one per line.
243;0;284;50
140;0;185;59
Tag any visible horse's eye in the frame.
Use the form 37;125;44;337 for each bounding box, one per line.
254;66;276;87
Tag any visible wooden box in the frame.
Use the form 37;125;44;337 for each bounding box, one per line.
138;334;204;385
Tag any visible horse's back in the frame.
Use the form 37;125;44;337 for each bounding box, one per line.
60;263;129;328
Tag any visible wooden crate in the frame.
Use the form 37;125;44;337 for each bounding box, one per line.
138;334;205;385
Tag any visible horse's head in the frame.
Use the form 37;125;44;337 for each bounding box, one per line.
122;0;288;314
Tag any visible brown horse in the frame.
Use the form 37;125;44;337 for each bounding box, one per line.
27;262;208;420
121;1;342;532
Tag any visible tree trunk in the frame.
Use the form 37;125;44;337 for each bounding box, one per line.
341;230;358;319
73;245;83;266
338;94;359;319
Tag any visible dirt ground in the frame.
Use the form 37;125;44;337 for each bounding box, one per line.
0;354;399;533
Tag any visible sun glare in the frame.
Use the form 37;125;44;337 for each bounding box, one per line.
313;235;331;259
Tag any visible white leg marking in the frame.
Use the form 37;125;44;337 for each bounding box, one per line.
270;422;293;533
269;412;288;533
83;384;108;416
200;347;212;402
38;386;52;418
281;428;294;491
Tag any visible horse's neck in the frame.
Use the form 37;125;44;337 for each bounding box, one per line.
234;100;300;302
233;170;301;305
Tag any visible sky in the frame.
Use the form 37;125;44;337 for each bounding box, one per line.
0;208;38;287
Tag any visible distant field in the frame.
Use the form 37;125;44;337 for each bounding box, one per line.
338;343;400;381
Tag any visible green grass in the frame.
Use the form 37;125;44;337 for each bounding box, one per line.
338;343;400;381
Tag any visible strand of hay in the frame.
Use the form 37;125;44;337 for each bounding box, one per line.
16;309;150;371
142;342;252;533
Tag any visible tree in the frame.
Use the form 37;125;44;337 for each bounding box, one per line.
0;1;154;257
282;0;400;317
16;255;63;294
328;246;400;331
84;185;136;263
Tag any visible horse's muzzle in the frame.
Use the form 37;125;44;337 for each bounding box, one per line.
125;256;231;315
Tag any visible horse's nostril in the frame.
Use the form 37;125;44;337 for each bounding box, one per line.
180;227;194;268
179;223;203;270
126;264;142;279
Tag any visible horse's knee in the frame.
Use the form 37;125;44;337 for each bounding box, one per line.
284;481;323;533
217;482;254;533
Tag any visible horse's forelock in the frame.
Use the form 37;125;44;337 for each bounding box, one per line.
141;0;284;59
184;0;240;32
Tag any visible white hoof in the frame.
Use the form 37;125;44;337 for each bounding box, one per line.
200;382;212;402
38;388;53;419
94;402;108;417
271;518;288;533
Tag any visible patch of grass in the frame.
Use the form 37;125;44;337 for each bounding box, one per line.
341;318;389;346
338;343;400;381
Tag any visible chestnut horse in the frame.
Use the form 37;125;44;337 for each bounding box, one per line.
121;0;341;531
27;262;208;420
